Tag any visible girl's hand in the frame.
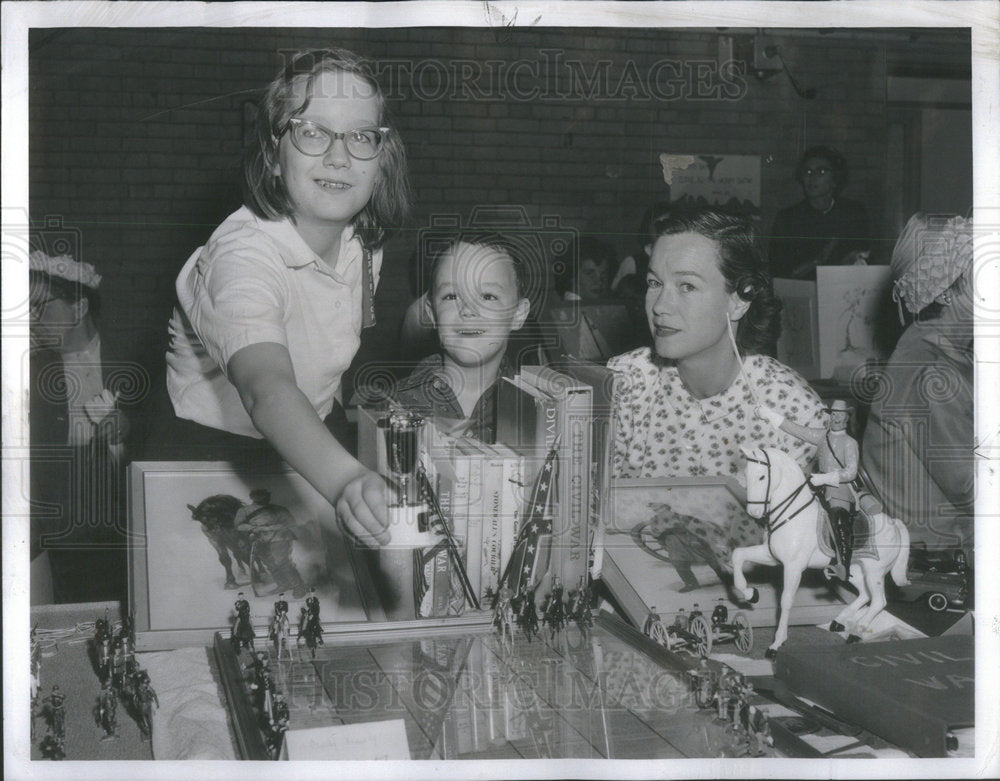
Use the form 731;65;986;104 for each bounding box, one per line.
336;468;391;547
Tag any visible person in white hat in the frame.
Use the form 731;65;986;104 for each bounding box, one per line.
757;398;858;580
29;250;130;603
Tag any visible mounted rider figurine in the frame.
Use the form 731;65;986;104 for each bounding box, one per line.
757;399;857;580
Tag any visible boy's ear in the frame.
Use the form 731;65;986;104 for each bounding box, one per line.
512;297;531;331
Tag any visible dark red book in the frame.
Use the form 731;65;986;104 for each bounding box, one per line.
775;634;973;757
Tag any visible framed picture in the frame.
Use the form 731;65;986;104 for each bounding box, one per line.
599;477;844;629
816;265;893;381
128;461;383;649
774;278;821;380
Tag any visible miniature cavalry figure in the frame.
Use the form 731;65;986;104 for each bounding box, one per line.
269;593;292;660
110;640;127;691
95;618;112;682
493;585;515;650
99;679;118;739
232;591;255;651
757;400;858;580
568;576;593;632
517;582;539;641
543;577;566;640
299;587;323;656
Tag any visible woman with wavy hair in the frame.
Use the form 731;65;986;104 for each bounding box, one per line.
608;207;826;589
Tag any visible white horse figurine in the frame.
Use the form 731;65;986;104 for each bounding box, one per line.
731;446;911;658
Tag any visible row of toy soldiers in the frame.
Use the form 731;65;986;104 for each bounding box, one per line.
491;576;594;644
35;684;67;759
232;588;324;658
242;649;291;759
540;577;593;639
92;614;158;741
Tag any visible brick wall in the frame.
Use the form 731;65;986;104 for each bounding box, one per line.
27;26;970;395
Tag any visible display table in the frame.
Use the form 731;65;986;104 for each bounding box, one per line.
29;602;971;762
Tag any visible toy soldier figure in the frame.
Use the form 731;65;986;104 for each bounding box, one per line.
274;592;289;621
268;714;289;760
271;692;290;727
47;685;66;741
758;400;858;580
99;679;118;739
232;591;255;651
136;678;159;739
235;488;308;598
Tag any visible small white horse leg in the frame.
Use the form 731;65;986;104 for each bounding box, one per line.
848;563;889;642
731;544;777;602
768;563;805;658
831;564;869;633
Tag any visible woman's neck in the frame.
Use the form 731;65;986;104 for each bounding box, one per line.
60;316;99;354
440;352;505;417
674;338;742;400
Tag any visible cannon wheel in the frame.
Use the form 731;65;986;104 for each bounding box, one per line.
646;618;672;650
629;522;673;563
688;614;712;658
688;616;712;659
733;612;754;653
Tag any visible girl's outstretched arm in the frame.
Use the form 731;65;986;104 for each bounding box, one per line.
228;341;390;547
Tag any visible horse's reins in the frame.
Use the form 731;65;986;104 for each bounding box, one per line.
744;449;817;535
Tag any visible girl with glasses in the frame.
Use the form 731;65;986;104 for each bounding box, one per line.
160;48;410;546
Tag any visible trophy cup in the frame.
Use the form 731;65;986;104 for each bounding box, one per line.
377;410;436;548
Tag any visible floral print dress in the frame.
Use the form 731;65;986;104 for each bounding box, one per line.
608;347;827;560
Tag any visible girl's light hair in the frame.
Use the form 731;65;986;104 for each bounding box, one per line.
242;48;411;251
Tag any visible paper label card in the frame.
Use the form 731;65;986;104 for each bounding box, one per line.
282;718;411;760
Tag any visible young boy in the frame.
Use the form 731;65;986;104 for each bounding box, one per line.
392;232;531;442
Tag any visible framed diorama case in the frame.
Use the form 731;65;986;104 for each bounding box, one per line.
598;476;845;630
127;461;379;650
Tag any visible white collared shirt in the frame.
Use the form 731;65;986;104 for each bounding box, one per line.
166;207;381;438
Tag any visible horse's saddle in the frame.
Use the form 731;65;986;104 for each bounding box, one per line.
817;507;878;562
